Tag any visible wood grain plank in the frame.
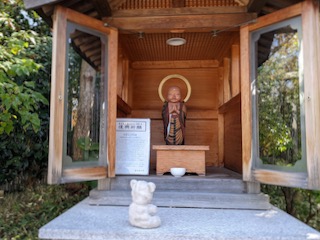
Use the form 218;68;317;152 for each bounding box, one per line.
153;145;209;150
240;24;252;181
64;6;112;34
107;28;118;178
248;3;302;31
62;166;107;182
130;109;218;120
24;0;62;9
231;44;240;97
218;67;224;107
150;120;219;168
218;113;225;166
302;0;320;189
254;169;308;188
47;6;67;184
218;93;240;114
111;6;247;17
131;68;219;111
223;58;231;103
224;98;242;174
131;60;219;69
103;13;257;32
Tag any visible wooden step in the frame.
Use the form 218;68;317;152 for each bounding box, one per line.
109;175;246;194
89;190;270;210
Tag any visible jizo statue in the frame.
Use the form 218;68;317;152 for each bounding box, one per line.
162;86;187;145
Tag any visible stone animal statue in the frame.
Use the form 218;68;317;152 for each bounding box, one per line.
162;86;187;145
128;179;161;229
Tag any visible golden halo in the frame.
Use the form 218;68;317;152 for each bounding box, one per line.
158;74;191;102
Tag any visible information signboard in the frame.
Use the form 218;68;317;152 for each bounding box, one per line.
115;118;150;175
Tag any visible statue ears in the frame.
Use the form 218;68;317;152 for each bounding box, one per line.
148;182;156;193
130;179;138;189
130;179;156;193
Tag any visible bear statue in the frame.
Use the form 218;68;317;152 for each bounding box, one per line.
128;179;161;229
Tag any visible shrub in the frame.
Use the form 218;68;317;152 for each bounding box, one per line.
0;183;89;239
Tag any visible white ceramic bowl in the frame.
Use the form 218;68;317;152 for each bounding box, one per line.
170;167;186;177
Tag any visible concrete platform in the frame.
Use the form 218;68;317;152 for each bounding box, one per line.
39;198;320;240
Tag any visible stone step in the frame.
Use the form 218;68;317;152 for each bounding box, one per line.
39;199;320;240
89;190;271;210
109;175;246;193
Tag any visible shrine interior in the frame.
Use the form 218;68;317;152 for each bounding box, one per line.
115;31;242;175
27;0;303;178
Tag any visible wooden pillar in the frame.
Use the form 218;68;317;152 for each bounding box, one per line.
223;58;231;103
218;67;225;165
231;44;240;97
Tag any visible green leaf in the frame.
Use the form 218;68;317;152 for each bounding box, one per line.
33;92;49;105
24;81;35;88
4;122;13;135
10;47;19;55
11;96;22;111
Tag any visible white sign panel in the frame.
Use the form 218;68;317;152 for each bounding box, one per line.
115;118;150;175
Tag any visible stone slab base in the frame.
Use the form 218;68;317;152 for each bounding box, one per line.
39;198;320;240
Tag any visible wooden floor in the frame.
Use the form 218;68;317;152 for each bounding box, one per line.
90;167;271;209
147;166;242;180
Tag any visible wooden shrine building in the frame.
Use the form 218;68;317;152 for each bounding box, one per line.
23;0;320;196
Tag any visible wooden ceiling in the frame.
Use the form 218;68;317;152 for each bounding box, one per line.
24;0;303;69
120;31;239;62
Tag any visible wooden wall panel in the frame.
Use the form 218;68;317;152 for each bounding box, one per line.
129;64;221;167
185;120;219;166
223;96;242;173
231;44;240;97
149;119;219;169
131;68;219;111
117;46;130;101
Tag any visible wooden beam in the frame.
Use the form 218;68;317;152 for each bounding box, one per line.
218;113;224;166
218;67;224;107
172;0;185;8
106;27;118;178
218;93;241;114
111;6;248;18
108;0;127;11
231;44;240;97
91;0;112;17
47;6;68;184
248;3;302;31
23;0;63;9
103;13;257;31
247;0;268;13
130;110;218;120
254;170;308;188
240;24;252;182
223;58;231;103
234;0;249;6
62;166;107;182
302;0;320;189
117;95;132;115
131;60;219;69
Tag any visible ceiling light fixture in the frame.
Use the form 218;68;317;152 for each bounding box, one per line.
166;37;186;46
138;32;145;39
211;30;218;37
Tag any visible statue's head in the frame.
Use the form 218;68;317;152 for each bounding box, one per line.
166;86;181;103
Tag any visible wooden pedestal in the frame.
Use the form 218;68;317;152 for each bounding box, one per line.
152;145;209;176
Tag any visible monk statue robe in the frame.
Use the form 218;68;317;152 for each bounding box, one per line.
162;86;187;145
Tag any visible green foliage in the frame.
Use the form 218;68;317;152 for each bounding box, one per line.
262;185;320;231
258;28;320;232
0;0;51;185
257;32;302;166
0;7;48;134
77;137;99;160
0;183;90;239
